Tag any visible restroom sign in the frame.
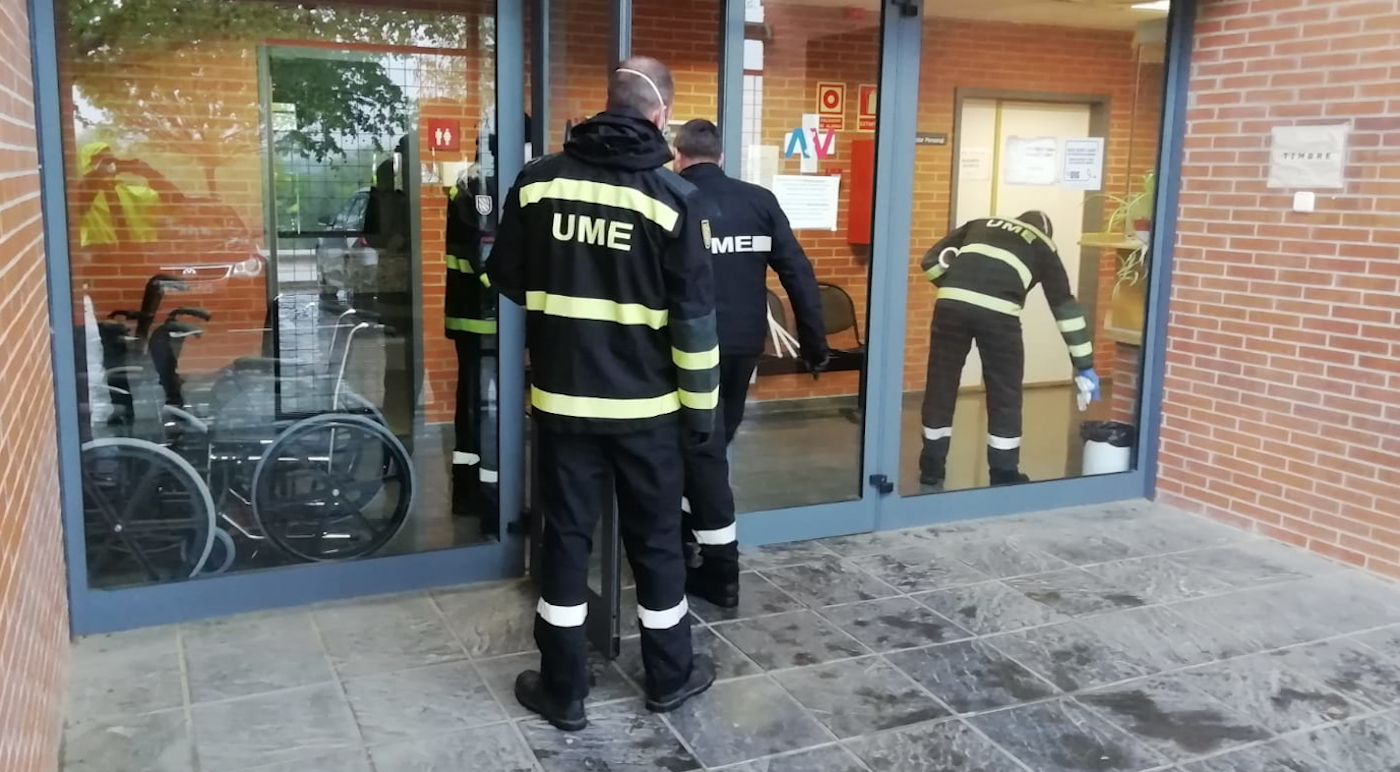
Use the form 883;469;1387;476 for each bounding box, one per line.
817;82;845;131
426;119;460;151
857;84;878;132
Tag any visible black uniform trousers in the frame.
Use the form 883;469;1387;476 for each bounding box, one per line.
919;300;1025;479
681;355;759;567
535;424;694;702
453;335;499;534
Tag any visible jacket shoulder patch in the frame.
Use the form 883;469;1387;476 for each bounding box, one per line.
700;219;712;249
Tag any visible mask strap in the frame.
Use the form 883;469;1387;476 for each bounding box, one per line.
616;67;667;113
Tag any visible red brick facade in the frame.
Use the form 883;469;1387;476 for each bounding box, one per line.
1158;0;1400;579
0;0;70;767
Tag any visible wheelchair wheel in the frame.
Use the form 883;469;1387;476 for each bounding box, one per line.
80;437;217;586
191;527;237;576
250;413;413;562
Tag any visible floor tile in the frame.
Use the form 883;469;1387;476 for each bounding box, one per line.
185;612;333;704
1181;741;1337;772
1110;517;1248;557
1085;555;1236;604
617;626;759;689
238;750;373;772
62;709;195;772
969;699;1168;772
432;581;538;658
723;744;866;772
1079;675;1271;760
519;699;699;772
987;621;1156;692
713;610;869;670
1284;716;1400;772
819;596;972;652
1013;529;1140;566
742;541;841;569
1178;654;1355;734
761;557;900;608
1004;568;1151;617
1352;625;1400;660
943;537;1076;579
1080;606;1250;671
66;629;184;721
665;676;832;768
1274;638;1400;711
191;683;359;772
476;649;637;719
773;656;950;738
688;571;799;623
1289;576;1400;634
341;661;505;744
914;581;1071;635
886;639;1058;714
314;595;465;678
815;529;938;558
1171;585;1339;652
849;548;989;594
1170;542;1334;590
370;723;536;772
845;720;1026;772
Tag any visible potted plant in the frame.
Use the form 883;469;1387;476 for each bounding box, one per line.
1085;172;1155;293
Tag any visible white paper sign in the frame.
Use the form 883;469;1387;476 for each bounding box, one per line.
959;148;992;182
1062;137;1105;191
270;102;298;132
1003;136;1059;186
1268;124;1348;189
743;144;780;190
771;174;841;231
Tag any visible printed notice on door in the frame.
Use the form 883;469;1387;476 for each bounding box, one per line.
1268;124;1349;189
1062;137;1104;191
1003;136;1059;186
772;174;841;231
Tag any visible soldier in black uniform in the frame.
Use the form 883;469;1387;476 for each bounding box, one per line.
919;211;1100;488
444;116;532;537
669;119;829;607
489;57;718;731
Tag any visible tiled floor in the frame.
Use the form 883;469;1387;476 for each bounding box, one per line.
61;501;1400;772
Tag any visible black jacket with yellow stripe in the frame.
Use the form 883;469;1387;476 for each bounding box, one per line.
922;217;1094;371
488;110;720;435
444;169;497;339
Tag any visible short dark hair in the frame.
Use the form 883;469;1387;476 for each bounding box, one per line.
674;119;722;161
607;56;675;114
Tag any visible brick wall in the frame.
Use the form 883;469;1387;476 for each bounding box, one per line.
0;0;70;767
1158;0;1400;579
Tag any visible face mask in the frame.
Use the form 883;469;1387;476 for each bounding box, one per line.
616;67;669;130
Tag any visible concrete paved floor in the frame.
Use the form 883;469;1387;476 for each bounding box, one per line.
61;501;1400;771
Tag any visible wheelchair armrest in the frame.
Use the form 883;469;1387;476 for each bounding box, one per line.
161;405;210;434
168;307;213;323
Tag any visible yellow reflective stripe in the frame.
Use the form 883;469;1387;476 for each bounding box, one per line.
961;244;1033;289
1057;316;1088;333
446;317;498;334
531;386;680;419
519;178;680;231
1011;218;1058;253
937;288;1022;317
679;388;720;410
446;254;475;273
924;264;947;282
1068;342;1094;358
479;273;492;288
524;290;669;329
672;346;719;371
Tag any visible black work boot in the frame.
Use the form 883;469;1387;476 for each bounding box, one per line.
989;468;1031;486
646;655;716;713
514;671;587;731
687;558;740;609
918;446;946;488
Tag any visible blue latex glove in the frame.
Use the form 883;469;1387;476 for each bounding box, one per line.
1075;369;1101;412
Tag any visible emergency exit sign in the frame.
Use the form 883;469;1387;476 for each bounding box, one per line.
427;119;460;151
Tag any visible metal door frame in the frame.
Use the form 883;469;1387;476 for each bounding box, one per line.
33;0;530;635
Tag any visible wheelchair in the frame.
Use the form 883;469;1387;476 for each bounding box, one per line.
79;274;415;587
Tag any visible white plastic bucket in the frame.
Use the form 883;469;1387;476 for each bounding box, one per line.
1083;440;1132;476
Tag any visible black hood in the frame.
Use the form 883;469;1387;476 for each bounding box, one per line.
565;109;673;171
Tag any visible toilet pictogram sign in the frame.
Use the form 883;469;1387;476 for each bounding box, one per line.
427;119;461;151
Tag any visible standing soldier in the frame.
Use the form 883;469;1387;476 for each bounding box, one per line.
669;119;829;608
489;57;718;731
918;211;1100;489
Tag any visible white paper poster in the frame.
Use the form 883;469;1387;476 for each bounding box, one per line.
1003;136;1059;186
1268;123;1349;189
1062;137;1105;191
959;148;993;182
771;174;841;231
743;144;780;190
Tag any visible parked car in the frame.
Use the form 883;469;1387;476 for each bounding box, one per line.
315;188;375;304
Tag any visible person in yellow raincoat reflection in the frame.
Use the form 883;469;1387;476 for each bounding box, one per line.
76;142;185;250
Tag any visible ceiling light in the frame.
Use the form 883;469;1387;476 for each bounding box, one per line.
1132;0;1171;10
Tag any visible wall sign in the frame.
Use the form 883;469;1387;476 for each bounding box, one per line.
1003;136;1059;186
857;84;878;132
772;174;841;231
817;82;846;131
1268;124;1348;189
426;119;461;151
1062;137;1105;191
915;132;948;146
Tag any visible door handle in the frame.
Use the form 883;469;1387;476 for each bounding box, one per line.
868;474;895;495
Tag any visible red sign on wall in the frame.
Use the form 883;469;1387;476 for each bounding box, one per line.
817;82;846;131
426;119;461;151
857;84;878;132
